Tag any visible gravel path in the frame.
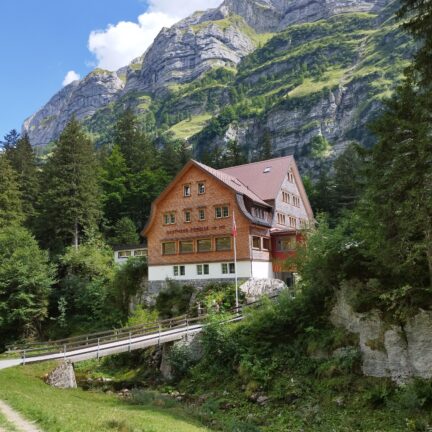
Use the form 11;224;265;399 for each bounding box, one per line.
0;400;41;432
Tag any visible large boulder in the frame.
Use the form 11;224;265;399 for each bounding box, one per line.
46;361;77;389
240;278;287;303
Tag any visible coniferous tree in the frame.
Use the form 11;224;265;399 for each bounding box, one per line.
260;130;273;161
0;129;20;153
101;144;129;226
333;142;368;215
222;139;247;167
361;78;432;287
0;154;24;227
110;217;139;245
7;134;40;224
113;108;157;173
38;118;101;250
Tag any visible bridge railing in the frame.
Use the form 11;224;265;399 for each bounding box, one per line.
6;293;280;360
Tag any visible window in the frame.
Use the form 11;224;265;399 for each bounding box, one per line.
216;237;231;251
262;238;270;251
289;216;296;228
162;242;176;255
134;249;147;257
179;240;193;253
197;239;212;252
288;171;294;183
276;238;296;251
197;264;209;275
184;210;191;223
183;184;191;197
215;206;229;219
198;208;206;221
293;196;300;207
253;207;265;219
222;263;236;274
282;191;290;204
277;213;286;225
198;182;206;195
252;236;261;249
173;265;185;276
164;212;176;225
118;250;131;258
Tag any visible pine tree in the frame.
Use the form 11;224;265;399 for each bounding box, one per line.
333;142;367;215
110;217;139;245
362;78;432;287
38;118;101;250
0;129;20;153
114;108;157;173
222;139;247;167
101;144;129;226
7;134;39;224
0;154;24;227
260;130;273;161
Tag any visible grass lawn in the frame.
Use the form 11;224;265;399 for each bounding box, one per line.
0;362;209;432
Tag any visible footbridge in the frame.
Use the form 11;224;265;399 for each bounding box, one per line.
1;297;276;370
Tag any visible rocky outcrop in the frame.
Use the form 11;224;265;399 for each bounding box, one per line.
331;287;432;383
196;76;381;173
240;278;287;302
124;13;256;94
222;0;387;32
23;70;124;147
46;361;77;389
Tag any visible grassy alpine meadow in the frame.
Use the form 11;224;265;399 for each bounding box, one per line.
0;362;210;432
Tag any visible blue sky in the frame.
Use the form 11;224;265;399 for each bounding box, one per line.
0;0;221;141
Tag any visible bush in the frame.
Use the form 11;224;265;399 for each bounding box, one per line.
167;343;198;382
155;280;194;318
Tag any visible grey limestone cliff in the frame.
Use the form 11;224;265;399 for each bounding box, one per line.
23;69;124;147
124;10;257;94
222;0;387;32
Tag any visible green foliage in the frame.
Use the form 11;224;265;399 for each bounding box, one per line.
195;282;242;312
310;135;331;158
53;238;115;335
110;257;148;321
167;344;198;382
0;154;24;227
110;217;139;245
155;281;194;319
0;225;55;346
4;133;40;225
37;117;101;250
126;305;158;327
101;144;130;226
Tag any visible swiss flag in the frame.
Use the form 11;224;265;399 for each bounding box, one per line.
232;211;237;237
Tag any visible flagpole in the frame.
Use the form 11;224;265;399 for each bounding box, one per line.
233;211;239;312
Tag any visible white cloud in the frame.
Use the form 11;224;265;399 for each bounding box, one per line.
62;70;81;86
88;0;223;71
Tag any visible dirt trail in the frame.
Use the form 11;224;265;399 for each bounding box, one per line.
0;400;42;432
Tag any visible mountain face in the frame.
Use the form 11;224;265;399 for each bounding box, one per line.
23;0;411;172
23;70;124;148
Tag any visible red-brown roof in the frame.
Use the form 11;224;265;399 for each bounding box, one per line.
220;156;294;201
193;160;270;207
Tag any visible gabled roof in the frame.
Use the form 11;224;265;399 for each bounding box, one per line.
220;156;294;201
142;159;271;236
220;156;314;220
193;160;270;207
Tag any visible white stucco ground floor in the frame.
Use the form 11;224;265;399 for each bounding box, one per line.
148;260;274;282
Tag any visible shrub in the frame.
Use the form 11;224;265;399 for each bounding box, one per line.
155;280;194;318
167;343;198;382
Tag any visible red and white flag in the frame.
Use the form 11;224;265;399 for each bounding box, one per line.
232;211;237;237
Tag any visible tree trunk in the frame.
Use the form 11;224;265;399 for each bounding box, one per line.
73;221;79;250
